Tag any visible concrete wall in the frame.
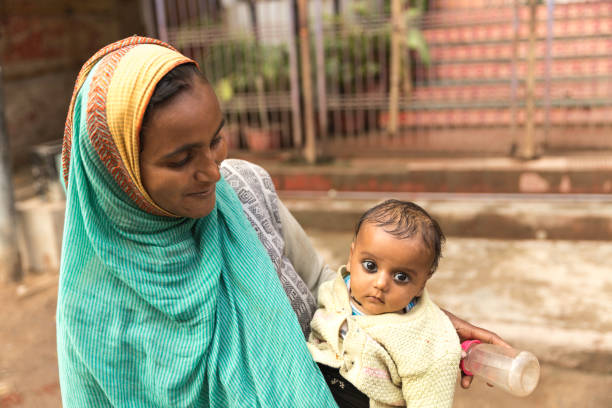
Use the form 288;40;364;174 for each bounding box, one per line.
1;0;145;166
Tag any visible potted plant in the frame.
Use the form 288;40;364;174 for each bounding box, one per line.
213;39;289;152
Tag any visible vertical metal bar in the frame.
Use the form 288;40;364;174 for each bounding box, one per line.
139;0;157;38
154;0;169;42
0;65;22;283
187;0;197;25
331;23;342;145
378;21;387;143
298;0;317;163
510;0;520;154
237;26;251;131
387;0;402;137
314;0;327;140
544;0;555;148
341;26;355;140
168;0;178;31
177;0;187;26
523;0;537;159
197;0;207;21
365;28;376;144
354;28;364;141
287;0;303;149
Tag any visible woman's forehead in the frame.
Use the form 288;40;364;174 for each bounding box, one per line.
142;81;222;151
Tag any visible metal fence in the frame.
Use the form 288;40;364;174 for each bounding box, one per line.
144;0;612;158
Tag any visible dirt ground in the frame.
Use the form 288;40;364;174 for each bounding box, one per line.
1;273;61;408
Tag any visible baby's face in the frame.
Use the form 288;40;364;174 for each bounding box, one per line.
347;223;432;315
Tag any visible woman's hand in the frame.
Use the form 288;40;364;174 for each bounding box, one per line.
442;309;512;389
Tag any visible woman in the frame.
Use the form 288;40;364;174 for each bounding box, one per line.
57;37;506;407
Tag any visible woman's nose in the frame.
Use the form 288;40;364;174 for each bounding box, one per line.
194;156;220;183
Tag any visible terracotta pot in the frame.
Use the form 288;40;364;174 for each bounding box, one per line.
243;125;281;152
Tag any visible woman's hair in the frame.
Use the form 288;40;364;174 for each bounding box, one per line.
140;63;204;144
354;199;446;274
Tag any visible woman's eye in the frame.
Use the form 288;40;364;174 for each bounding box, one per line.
394;273;410;283
167;153;192;168
361;260;377;272
210;135;223;148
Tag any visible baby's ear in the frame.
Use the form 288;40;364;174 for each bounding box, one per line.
417;276;431;297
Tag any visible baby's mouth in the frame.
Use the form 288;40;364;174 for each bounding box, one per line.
366;295;384;304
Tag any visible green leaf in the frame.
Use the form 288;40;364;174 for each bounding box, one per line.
406;8;423;20
215;78;234;102
405;28;431;65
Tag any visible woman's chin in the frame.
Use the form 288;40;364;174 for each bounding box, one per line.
192;198;217;219
174;193;217;219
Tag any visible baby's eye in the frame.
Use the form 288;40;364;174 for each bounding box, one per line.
394;272;410;283
361;260;377;272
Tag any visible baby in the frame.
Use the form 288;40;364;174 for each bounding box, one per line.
308;199;461;408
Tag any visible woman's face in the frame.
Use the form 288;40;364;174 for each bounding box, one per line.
140;78;227;218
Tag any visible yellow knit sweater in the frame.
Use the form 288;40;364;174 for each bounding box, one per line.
307;267;461;408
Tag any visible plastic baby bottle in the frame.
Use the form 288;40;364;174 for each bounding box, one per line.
460;340;540;397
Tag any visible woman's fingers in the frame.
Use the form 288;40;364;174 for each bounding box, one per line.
459;324;511;348
460;374;473;389
459;322;511;347
460;375;493;389
442;309;512;348
445;309;514;390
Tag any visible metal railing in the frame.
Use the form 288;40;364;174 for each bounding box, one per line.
145;0;612;159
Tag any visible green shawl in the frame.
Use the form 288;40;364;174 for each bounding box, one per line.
56;37;336;407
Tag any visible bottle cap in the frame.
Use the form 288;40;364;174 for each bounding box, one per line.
460;340;481;376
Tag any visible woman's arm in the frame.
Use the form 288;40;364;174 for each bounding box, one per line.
442;309;512;388
278;200;336;299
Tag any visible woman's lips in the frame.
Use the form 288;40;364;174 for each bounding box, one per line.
186;188;214;199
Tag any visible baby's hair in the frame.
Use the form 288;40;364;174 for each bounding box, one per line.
354;199;445;274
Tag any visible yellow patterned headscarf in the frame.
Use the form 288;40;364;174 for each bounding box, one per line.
62;36;195;216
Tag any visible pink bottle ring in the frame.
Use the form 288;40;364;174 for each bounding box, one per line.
460;340;481;376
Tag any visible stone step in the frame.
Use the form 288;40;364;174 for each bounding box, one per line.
247;155;612;194
280;192;612;241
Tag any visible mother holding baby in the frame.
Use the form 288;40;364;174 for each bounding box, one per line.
57;36;507;407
